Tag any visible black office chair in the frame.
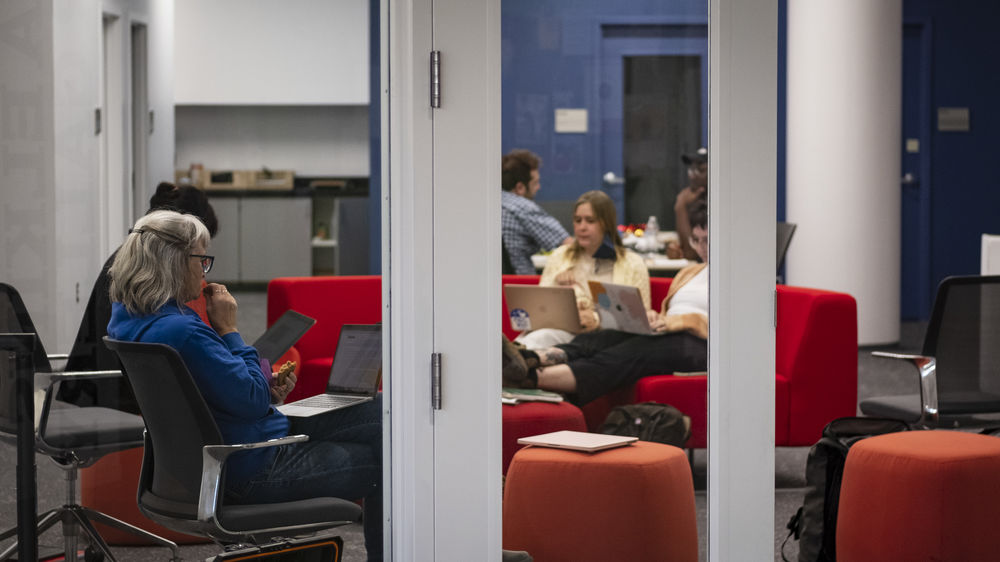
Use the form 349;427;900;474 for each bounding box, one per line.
860;275;1000;428
0;283;180;561
103;338;361;547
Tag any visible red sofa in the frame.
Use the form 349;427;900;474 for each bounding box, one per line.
503;275;858;448
270;274;858;450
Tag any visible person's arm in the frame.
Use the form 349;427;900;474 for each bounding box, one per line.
672;187;705;261
539;246;576;288
176;320;274;421
615;250;652;309
523;204;571;253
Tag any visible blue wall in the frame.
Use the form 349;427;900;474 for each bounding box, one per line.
501;0;708;204
503;0;1000;320
904;0;1000;304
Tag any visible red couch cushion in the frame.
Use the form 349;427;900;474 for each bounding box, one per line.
501;401;586;474
268;276;381;402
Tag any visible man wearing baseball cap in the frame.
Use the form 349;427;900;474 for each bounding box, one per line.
667;147;708;260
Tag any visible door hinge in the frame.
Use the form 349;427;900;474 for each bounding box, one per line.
773;289;778;329
431;352;443;409
430;50;441;108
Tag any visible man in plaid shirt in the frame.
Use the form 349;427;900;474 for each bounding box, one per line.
501;149;572;274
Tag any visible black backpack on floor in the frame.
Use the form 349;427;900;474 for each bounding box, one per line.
783;416;910;562
599;402;691;448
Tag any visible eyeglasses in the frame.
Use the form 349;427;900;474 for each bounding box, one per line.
190;254;215;274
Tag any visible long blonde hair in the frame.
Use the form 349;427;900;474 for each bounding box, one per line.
109;210;210;315
568;190;624;260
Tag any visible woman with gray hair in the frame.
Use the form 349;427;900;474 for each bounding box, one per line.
107;210;383;561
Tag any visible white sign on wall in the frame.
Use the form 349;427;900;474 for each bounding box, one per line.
554;108;588;133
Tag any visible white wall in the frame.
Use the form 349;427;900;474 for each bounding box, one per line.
0;0;174;352
0;0;58;347
174;0;369;105
175;105;369;176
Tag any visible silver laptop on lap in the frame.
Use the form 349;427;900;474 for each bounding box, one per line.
588;281;657;335
277;324;382;417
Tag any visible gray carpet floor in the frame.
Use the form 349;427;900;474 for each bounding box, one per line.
0;290;925;561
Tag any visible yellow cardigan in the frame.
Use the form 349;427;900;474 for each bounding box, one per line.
539;244;651;310
657;263;708;339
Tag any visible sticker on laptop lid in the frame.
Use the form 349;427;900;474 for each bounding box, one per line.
510;308;531;331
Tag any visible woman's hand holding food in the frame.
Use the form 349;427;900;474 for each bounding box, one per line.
270;360;297;404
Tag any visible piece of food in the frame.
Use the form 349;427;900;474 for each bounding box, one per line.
275;360;296;386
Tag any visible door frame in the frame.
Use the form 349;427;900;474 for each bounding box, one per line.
385;0;777;558
595;18;709;222
386;0;503;559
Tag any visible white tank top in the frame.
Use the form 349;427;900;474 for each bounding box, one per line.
666;266;708;318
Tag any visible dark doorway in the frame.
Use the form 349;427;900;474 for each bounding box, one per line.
622;55;702;226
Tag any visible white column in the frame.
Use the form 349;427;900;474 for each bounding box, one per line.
786;0;902;345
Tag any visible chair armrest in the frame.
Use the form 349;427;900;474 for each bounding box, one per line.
197;434;310;524
872;351;938;425
32;370;124;433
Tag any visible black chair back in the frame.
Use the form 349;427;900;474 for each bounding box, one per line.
923;275;1000;413
103;338;224;513
0;283;53;372
0;284;51;436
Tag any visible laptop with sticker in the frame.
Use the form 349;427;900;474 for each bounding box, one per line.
588;281;657;335
503;284;584;334
277;324;382;417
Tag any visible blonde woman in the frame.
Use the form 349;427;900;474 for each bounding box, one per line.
516;190;650;349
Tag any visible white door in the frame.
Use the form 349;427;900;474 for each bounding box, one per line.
386;0;777;559
386;0;502;560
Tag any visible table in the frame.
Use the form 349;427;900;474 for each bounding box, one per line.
530;253;693;276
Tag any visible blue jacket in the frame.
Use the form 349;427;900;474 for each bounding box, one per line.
107;300;289;486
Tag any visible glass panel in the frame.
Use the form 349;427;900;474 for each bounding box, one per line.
0;4;383;560
501;2;710;557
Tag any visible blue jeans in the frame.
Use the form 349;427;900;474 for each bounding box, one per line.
228;395;383;561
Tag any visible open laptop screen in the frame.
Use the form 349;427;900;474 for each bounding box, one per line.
327;324;382;395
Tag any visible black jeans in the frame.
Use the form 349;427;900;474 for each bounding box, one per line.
557;330;707;405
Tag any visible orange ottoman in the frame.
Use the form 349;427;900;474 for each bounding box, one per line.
837;430;1000;561
503;440;697;562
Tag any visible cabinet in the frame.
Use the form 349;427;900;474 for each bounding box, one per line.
311;188;370;275
207;195;312;283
